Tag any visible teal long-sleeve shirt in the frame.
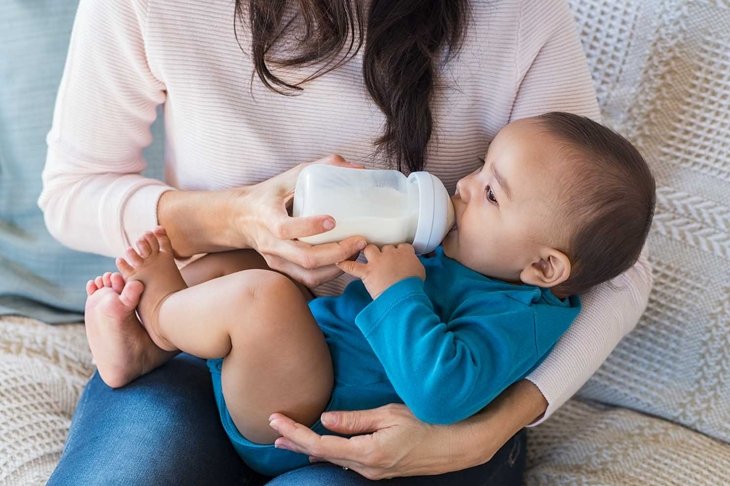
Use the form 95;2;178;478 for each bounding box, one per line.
318;246;581;425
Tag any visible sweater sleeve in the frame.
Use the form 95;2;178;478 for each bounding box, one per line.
355;277;543;425
509;0;653;424
526;250;652;424
38;0;171;257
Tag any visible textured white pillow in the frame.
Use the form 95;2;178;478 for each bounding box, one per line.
568;0;730;443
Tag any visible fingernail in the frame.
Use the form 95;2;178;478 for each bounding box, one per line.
323;219;335;230
269;419;279;429
321;412;335;426
357;240;367;250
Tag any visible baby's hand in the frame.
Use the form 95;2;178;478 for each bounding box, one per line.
337;244;426;299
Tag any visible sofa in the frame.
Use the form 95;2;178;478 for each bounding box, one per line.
1;0;728;484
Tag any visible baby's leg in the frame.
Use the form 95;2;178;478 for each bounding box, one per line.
181;249;268;286
84;272;166;388
117;230;333;443
85;243;277;387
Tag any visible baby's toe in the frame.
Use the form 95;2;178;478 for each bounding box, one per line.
116;257;135;277
110;272;126;293
86;279;98;296
124;247;144;266
136;237;152;258
119;280;144;309
144;231;160;254
155;231;174;255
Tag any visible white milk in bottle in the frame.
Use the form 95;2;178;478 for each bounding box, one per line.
292;165;454;254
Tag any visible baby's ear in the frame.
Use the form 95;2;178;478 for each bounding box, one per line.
520;249;571;289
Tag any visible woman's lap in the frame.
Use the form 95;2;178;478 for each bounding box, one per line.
268;429;526;486
49;354;526;485
48;354;258;485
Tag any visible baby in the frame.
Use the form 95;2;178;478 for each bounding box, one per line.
84;112;655;476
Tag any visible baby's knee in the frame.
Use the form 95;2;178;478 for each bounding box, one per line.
228;270;304;338
241;269;299;303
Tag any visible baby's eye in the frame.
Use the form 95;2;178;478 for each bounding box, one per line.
485;185;498;205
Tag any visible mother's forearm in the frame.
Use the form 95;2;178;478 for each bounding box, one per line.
267;381;547;479
157;188;250;257
457;380;547;467
525;253;652;424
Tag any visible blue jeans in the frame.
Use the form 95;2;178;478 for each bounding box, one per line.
49;354;526;485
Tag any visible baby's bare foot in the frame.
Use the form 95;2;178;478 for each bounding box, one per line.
116;227;187;351
84;271;155;388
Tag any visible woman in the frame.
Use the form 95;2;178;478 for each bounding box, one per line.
40;0;652;483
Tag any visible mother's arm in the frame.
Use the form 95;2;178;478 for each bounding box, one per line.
38;0;168;257
527;251;652;422
156;157;366;287
270;381;545;480
38;0;363;287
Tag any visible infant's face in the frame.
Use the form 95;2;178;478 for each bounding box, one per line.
442;118;570;283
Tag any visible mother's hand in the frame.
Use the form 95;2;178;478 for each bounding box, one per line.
267;381;547;480
160;154;366;287
268;404;484;480
232;155;367;287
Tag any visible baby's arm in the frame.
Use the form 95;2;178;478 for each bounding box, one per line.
338;244;541;425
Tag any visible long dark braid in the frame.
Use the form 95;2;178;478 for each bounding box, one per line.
234;0;469;172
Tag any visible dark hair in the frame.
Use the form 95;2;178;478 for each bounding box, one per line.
234;0;469;172
537;112;656;296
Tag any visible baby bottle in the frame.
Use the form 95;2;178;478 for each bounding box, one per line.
292;165;455;254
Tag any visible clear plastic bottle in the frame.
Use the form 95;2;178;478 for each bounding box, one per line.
292;165;455;254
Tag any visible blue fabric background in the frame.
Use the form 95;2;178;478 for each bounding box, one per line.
0;1;164;322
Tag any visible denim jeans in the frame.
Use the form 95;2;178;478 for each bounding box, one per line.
48;354;526;485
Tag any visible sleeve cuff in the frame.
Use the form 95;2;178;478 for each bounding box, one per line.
118;183;174;252
523;376;555;427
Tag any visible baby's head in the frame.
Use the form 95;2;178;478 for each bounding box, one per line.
442;112;655;297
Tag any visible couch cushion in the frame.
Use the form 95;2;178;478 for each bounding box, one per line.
527;399;730;485
2;315;727;485
567;0;730;443
0;1;164;323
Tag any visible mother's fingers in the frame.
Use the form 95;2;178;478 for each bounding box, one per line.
268;213;336;241
269;237;367;271
269;414;372;462
264;255;342;288
273;154;363;194
313;153;365;170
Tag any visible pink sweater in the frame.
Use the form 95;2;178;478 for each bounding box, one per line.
39;0;652;423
